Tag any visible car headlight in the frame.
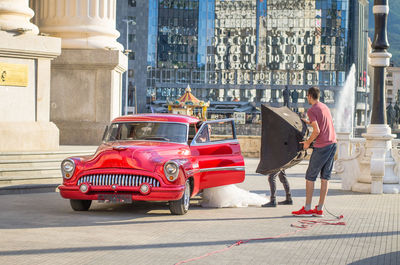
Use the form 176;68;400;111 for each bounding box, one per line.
61;159;75;179
164;161;179;182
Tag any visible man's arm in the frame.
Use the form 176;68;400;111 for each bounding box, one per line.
300;121;320;149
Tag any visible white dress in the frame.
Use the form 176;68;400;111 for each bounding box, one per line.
201;184;268;208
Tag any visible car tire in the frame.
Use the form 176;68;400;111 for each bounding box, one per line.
169;179;191;215
70;199;92;211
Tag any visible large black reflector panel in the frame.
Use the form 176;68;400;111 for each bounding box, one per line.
256;105;308;175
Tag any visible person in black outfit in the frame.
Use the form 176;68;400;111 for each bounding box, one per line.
262;169;293;207
394;101;400;125
291;89;299;112
283;86;290;107
387;102;395;128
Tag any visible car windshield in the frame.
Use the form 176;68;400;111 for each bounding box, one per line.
105;122;187;143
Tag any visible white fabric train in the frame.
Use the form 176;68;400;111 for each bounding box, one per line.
201;185;268;208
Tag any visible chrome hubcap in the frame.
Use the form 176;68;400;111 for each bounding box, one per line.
183;181;190;211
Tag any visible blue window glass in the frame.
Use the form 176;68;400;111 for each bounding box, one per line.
147;0;158;67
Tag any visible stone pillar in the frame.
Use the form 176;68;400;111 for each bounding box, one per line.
50;49;126;145
336;132;351;160
31;0;122;50
335;132;352;190
0;0;39;34
0;0;61;151
361;125;394;193
31;0;127;145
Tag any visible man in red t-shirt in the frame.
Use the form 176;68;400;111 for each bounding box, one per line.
292;86;337;217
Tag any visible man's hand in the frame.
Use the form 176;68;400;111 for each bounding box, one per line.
300;140;310;150
300;121;319;150
301;118;311;125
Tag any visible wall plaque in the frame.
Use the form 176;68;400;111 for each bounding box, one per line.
0;62;28;87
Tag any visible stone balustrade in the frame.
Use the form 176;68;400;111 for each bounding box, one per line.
335;133;400;193
211;135;261;158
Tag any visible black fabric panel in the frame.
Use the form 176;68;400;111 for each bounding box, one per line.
256;105;309;175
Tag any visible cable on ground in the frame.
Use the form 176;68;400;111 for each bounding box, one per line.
174;215;345;265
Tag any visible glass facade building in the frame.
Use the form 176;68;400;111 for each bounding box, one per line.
117;0;368;121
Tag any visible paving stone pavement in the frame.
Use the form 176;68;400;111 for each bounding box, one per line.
0;158;399;265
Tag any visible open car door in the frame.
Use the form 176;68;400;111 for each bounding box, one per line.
190;119;245;189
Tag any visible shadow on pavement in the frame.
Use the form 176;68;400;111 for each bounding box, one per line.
0;231;398;257
347;251;400;265
0;199;291;230
253;188;366;197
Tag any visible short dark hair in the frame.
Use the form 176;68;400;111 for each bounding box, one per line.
196;121;203;129
307;86;320;100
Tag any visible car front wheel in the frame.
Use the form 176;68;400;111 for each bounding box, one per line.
70;199;92;211
169;180;191;215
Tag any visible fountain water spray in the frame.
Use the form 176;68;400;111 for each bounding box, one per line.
334;64;356;135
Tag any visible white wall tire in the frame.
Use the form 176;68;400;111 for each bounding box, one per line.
169;180;191;215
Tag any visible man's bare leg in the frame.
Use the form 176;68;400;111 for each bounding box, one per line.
318;179;329;209
305;180;314;210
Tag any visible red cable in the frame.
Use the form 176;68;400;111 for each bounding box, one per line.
174;216;345;265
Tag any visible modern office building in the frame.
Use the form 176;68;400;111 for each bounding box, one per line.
386;66;400;106
117;0;369;125
352;0;370;128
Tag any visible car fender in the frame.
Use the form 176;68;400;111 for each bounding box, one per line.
167;158;201;197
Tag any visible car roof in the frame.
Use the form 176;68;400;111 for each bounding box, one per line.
112;113;201;124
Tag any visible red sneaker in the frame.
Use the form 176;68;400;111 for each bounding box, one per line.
292;206;313;217
312;206;324;217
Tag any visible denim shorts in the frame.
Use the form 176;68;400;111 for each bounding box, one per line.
305;143;337;181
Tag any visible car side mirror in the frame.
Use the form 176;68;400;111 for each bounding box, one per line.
102;125;109;142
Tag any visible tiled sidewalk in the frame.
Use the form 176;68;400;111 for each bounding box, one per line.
0;158;398;265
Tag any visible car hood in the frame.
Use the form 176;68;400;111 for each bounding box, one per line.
81;141;191;172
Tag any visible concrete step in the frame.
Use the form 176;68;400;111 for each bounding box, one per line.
0;172;61;181
0;145;97;186
0;159;61;169
0;175;61;187
0;183;58;195
383;184;400;194
352;182;371;193
0;167;60;177
0;150;95;161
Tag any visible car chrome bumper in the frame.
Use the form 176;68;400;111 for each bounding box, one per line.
58;184;185;201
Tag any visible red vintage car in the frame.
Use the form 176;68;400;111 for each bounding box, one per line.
58;114;245;215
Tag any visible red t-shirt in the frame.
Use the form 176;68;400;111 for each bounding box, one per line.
307;102;337;148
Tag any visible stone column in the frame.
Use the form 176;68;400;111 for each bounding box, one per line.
31;0;127;145
31;0;122;50
0;0;38;34
0;0;61;151
50;49;126;144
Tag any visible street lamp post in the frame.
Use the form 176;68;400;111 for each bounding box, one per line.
363;29;369;130
370;0;391;124
123;19;135;115
337;1;400;194
364;90;368;130
361;0;394;194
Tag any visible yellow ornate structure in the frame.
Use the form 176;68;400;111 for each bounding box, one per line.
167;85;209;120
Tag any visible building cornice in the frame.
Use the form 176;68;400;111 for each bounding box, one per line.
0;32;61;59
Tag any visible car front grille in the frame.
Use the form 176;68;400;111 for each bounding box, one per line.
77;174;160;187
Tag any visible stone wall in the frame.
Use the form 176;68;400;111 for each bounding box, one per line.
211;135;261;158
212;123;261;136
210;123;262;157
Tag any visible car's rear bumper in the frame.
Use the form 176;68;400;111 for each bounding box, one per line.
58;184;185;201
